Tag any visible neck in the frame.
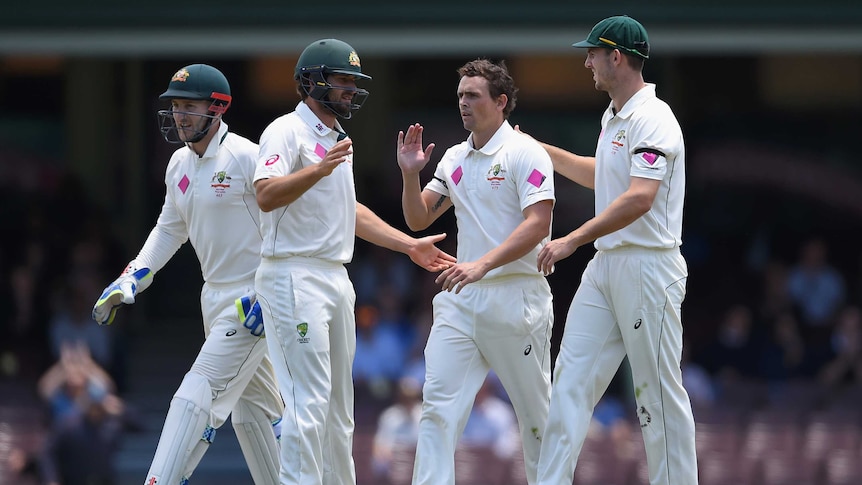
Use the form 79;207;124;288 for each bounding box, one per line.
610;78;647;113
470;119;504;150
189;121;219;157
306;99;337;128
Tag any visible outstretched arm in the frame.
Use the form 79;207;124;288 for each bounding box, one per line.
355;203;456;272
537;176;660;274
515;125;595;189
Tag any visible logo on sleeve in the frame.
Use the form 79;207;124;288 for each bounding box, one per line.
640;152;658;165
265;154;280;166
527;168;546;188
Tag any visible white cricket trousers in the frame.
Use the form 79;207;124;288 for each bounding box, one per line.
537;246;697;485
195;280;283;431
413;274;553;485
255;257;357;485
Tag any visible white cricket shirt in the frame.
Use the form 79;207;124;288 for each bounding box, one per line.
254;102;356;263
426;121;554;279
593;84;685;251
135;121;263;284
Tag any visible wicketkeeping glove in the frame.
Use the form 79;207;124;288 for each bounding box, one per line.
92;262;153;325
236;291;265;337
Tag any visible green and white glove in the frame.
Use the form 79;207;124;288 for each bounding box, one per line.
92;262;153;325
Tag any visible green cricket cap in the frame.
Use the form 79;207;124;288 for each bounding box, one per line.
573;15;650;59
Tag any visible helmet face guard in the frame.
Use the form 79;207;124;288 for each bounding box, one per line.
157;93;231;144
300;68;369;120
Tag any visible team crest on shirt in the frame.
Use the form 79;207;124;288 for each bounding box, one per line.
611;129;626;155
210;171;232;197
296;322;310;343
486;163;507;189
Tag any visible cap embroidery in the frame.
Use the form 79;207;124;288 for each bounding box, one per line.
171;69;189;82
348;51;361;67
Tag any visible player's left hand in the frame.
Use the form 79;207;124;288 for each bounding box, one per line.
537;236;578;276
435;261;488;294
236;291;265;337
397;123;436;175
407;233;457;272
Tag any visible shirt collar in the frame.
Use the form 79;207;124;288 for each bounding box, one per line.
297;101;346;139
199;121;229;159
468;120;512;155
608;83;656;119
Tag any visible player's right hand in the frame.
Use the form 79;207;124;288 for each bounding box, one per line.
92;263;153;325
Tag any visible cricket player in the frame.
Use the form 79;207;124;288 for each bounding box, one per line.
92;64;283;485
396;58;555;485
528;15;698;485
251;39;455;485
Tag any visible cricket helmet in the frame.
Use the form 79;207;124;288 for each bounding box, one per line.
157;64;232;144
295;39;371;119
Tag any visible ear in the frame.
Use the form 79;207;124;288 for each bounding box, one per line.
497;93;508;111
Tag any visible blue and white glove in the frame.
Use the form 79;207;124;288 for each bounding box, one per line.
236;291;265;337
92;262;153;325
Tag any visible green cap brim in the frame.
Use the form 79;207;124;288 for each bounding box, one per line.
572;40;600;48
329;69;372;81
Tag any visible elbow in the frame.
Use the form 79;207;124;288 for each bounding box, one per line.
257;194;275;213
402;211;432;232
633;195;653;216
405;219;429;233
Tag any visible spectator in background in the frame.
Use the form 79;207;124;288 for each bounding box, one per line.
759;310;807;382
4;239;51;378
681;338;716;411
37;342;116;429
818;305;862;389
757;260;795;324
353;303;410;414
699;304;762;383
49;275;116;373
787;237;845;344
352;244;417;306
36;341;125;485
459;375;520;462
372;376;423;482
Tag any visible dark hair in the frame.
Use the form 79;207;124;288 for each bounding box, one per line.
457;59;518;118
597;47;646;72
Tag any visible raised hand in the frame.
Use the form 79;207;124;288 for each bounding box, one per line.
397;123;435;174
